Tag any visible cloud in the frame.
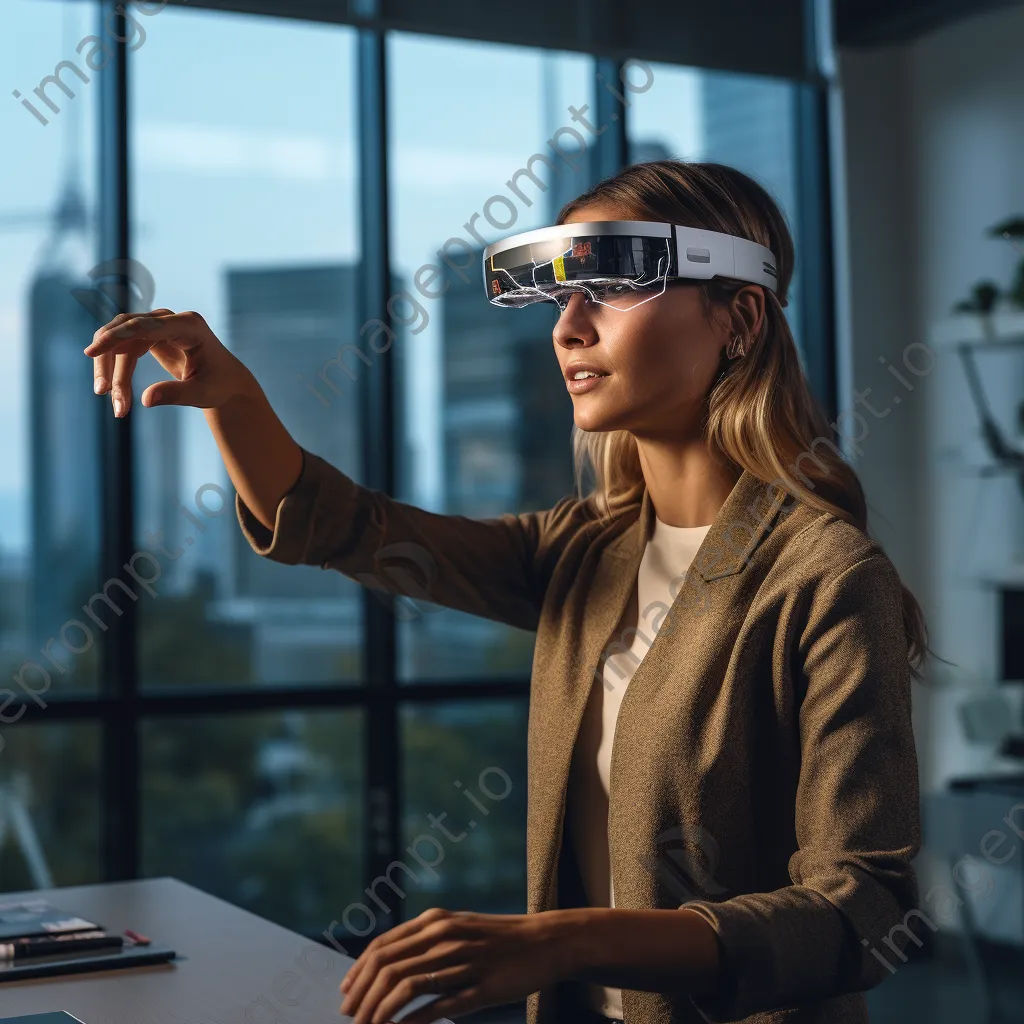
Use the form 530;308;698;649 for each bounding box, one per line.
135;123;342;180
134;122;547;191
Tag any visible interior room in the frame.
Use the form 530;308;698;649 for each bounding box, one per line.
0;1;1022;1022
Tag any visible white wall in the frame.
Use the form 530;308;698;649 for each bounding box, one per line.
837;3;1024;942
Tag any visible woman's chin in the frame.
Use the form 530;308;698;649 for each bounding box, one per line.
572;406;622;433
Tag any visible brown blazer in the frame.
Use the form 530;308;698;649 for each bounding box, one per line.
234;446;921;1024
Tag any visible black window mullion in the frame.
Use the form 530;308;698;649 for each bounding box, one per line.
794;0;839;420
793;82;838;422
355;24;401;939
592;57;629;183
96;2;138;883
2;678;530;723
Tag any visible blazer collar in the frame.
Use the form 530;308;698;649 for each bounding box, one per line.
623;468;792;582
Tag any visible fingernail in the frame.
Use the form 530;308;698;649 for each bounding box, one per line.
113;397;124;417
94;378;107;395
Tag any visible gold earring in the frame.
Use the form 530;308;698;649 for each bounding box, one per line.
726;333;746;359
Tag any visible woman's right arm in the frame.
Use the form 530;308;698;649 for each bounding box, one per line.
202;375;305;533
232;436;592;632
85;308;592;632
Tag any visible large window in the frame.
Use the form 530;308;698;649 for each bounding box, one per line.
141;709;363;932
0;0;102;890
123;4;369;921
387;35;592;682
0;0;101;696
400;701;528;916
0;0;829;945
130;8;363;690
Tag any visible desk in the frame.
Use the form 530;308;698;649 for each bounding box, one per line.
0;877;452;1024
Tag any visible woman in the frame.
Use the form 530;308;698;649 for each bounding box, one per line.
84;161;929;1024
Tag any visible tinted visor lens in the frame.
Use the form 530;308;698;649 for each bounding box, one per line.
485;233;676;310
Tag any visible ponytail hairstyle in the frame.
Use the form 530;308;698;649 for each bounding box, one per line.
557;159;934;679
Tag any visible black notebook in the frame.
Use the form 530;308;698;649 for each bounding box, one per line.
0;899;176;982
0;942;176;983
0;900;99;941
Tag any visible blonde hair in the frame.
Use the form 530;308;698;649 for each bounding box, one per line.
558;159;934;679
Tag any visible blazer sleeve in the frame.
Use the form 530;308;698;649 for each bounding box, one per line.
234;445;594;633
680;551;922;1022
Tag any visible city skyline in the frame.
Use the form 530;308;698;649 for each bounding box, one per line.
0;2;799;679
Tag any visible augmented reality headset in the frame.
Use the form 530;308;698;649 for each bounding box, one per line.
482;220;778;311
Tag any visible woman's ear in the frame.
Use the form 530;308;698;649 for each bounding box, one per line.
731;284;766;343
707;299;737;360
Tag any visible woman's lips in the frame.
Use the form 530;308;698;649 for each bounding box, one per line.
565;372;609;394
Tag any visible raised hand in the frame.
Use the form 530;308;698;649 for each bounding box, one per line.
84;307;254;417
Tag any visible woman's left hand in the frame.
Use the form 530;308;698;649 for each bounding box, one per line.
338;906;569;1024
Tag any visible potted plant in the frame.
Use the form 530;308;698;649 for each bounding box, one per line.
951;215;1024;339
952;280;1001;339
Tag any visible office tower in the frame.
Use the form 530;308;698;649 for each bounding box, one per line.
226;263;363;602
547;135;590;223
513;331;579;512
699;76;796;216
0;548;28;675
441;261;574;518
698;74;803;349
223;263;409;683
396;257;573;681
27;181;101;649
541;50;594;221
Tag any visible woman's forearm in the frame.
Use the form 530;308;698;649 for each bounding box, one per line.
203;368;304;532
545;907;722;997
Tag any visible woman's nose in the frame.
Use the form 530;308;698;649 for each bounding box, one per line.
553;292;598;348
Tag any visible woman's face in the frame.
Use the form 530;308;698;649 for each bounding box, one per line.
551;201;753;437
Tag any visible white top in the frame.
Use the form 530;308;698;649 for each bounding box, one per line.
564;513;712;1019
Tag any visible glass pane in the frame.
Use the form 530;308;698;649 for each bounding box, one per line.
626;64;804;357
0;722;101;888
130;9;362;688
0;0;101;695
388;35;590;681
399;700;528;917
141;709;363;932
